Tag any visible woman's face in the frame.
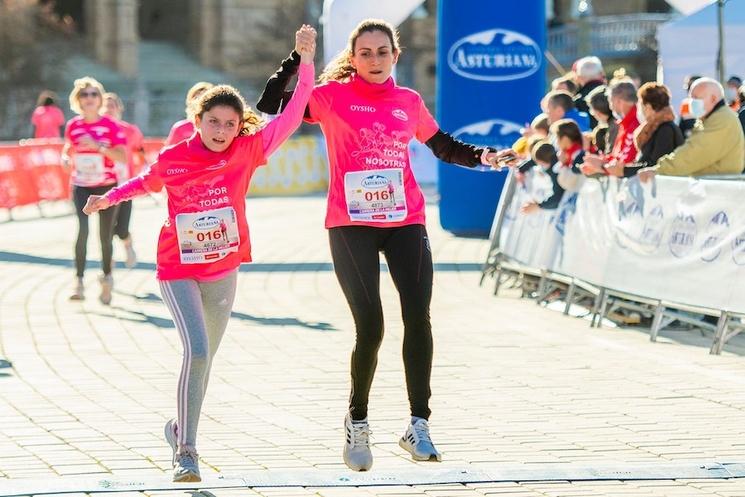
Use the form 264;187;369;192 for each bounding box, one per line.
351;30;398;84
640;102;655;121
78;86;102;114
195;105;241;153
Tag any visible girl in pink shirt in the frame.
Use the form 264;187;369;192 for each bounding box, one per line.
31;91;65;139
102;92;146;269
257;19;512;471
83;25;317;483
61;77;127;304
164;81;214;147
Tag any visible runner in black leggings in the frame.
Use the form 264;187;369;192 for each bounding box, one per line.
61;77;127;304
257;19;514;471
329;224;433;422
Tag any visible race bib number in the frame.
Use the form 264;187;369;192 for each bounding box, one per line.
73;153;105;185
344;169;407;222
175;207;240;264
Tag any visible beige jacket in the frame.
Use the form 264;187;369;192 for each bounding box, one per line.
655;102;744;176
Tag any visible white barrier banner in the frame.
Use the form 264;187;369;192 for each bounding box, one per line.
498;171;745;313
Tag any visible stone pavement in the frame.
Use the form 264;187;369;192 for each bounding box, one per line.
2;196;745;497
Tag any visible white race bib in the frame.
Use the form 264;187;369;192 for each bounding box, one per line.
73;153;105;185
344;168;407;223
175;207;240;264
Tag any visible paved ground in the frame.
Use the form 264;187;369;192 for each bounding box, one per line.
2;196;745;496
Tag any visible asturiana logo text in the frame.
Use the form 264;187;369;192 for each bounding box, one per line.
361;175;390;189
193;216;221;230
448;29;542;82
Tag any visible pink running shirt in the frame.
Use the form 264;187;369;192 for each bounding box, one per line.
105;62;315;281
116;119;145;180
165;119;195;147
305;74;440;228
64;115;126;187
31;105;65;138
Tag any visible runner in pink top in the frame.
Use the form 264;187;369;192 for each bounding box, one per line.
164;81;214;147
102;92;146;269
61;77;127;305
257;18;514;472
83;25;317;484
31;91;65;139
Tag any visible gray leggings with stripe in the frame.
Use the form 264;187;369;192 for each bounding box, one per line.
159;270;237;448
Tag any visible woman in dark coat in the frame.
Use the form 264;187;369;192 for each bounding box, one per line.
622;82;684;177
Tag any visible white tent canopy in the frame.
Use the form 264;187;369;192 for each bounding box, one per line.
665;0;716;15
658;1;745;107
321;0;424;64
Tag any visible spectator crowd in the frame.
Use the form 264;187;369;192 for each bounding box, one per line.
513;56;745;216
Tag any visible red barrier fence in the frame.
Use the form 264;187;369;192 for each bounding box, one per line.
0;139;165;210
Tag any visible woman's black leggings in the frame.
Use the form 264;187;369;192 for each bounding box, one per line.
114;200;132;240
329;224;433;421
72;185;118;278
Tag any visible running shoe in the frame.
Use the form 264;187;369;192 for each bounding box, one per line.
173;447;200;482
123;237;137;269
69;277;84;301
164;418;178;465
343;413;373;471
399;418;442;462
99;274;113;305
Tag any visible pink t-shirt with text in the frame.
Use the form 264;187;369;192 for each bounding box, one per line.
306;74;440;229
105;62;315;281
64;115;126;187
116;119;145;179
32;105;65;138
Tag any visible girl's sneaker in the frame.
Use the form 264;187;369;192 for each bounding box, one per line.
173;447;200;482
164;419;178;465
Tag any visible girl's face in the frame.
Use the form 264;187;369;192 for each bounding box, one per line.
557;135;574;151
195;105;241;152
351;30;398;84
78;86;102;114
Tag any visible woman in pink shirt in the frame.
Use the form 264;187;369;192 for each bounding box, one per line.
84;25;317;483
61;77;127;304
164;81;214;147
31;90;65;139
257;19;511;471
102;92;145;269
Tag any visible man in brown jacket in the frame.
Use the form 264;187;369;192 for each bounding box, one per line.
639;78;744;181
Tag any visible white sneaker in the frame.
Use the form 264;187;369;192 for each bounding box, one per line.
69;277;84;301
99;274;113;305
164;419;178;465
343;413;373;471
399;418;442;462
173;447;200;482
123;237;137;268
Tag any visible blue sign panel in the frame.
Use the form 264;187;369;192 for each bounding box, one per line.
436;0;546;236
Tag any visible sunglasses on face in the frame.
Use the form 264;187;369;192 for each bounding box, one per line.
79;91;100;98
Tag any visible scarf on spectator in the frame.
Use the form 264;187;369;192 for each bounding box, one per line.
634;106;676;150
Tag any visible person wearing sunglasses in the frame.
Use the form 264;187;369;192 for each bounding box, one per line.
61;77;127;304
